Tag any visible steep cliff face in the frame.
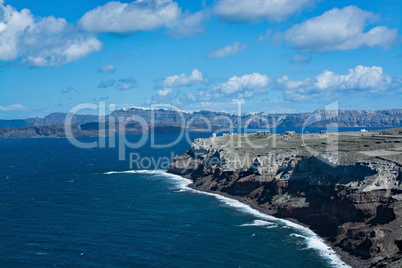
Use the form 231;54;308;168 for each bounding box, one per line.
168;130;402;267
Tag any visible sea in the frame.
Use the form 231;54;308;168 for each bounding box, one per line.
1;127;387;267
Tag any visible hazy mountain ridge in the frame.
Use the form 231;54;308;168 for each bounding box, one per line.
1;108;400;129
0;113;99;129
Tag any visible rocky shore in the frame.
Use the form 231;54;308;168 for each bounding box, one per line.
167;128;402;267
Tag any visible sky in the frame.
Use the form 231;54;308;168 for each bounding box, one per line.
0;0;401;119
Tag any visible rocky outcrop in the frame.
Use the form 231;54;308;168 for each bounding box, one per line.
168;131;402;267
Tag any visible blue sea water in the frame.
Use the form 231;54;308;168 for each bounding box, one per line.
0;132;360;267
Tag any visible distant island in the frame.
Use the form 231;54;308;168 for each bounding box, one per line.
0;107;401;138
168;127;402;267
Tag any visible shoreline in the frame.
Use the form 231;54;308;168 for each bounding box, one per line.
106;169;373;267
157;170;356;268
167;127;402;267
185;184;369;268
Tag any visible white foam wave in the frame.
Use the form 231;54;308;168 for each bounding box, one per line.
290;232;345;265
103;169;350;267
240;220;277;228
290;233;306;239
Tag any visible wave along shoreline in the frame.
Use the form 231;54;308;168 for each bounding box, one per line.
104;169;350;268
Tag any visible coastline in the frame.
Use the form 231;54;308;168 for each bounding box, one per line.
107;169;354;266
157;170;354;268
167;129;402;267
184;182;367;268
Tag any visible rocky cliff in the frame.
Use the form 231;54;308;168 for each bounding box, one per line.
168;128;402;267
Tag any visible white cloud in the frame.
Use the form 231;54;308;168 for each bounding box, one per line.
157;69;208;88
158;88;172;96
116;77;136;90
79;0;205;37
149;73;270;104
215;73;270;94
148;65;400;106
0;104;25;111
98;64;115;73
214;0;315;22
156;73;270;105
0;2;102;66
284;6;398;52
277;65;399;101
207;41;248;58
167;11;206;37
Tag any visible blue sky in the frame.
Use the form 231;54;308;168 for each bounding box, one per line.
0;0;401;119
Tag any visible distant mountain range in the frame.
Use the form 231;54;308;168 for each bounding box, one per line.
113;107;402;128
0;112;99;128
1;107;401;129
0;107;400;138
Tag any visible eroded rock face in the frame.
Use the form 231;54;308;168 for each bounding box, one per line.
168;136;402;267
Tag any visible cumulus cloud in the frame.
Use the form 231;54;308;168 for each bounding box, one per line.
214;0;315;22
79;0;205;37
98;64;115;73
277;65;399;101
147;88;181;106
158;88;172;96
116;77;136;90
284;6;398;52
0;2;102;66
156;69;208;88
290;53;311;64
148;65;400;106
148;73;270;106
207;41;248;58
214;73;270;94
167;11;206;37
0;104;25;111
151;73;270;105
98;79;115;88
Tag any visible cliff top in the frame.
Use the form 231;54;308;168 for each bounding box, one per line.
192;128;402;168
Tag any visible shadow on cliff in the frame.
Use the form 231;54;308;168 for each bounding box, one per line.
264;157;378;237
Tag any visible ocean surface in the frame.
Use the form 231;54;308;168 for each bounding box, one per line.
1;129;384;267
